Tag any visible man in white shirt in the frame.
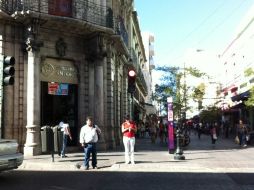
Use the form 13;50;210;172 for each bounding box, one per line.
79;116;101;170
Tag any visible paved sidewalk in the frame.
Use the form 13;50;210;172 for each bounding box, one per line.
18;132;254;172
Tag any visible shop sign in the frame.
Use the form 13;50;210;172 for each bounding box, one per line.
48;83;69;95
41;58;78;84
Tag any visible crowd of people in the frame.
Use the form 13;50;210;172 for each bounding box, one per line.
58;114;252;170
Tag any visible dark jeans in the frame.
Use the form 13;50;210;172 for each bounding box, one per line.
211;135;216;144
61;134;68;156
84;143;97;168
238;133;246;146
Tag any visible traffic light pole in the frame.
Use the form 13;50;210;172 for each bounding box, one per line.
0;54;15;138
0;55;4;138
131;93;134;121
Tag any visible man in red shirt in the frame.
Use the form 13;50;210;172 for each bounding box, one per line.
121;114;137;164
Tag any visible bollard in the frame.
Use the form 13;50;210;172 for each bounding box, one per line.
174;128;185;160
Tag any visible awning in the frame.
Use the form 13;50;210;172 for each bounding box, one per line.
231;90;250;102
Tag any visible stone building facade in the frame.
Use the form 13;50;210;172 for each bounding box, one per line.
0;0;147;156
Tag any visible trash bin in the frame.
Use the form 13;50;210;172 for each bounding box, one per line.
53;126;63;155
41;126;54;153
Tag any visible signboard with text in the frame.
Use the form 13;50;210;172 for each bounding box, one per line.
167;97;175;152
48;83;69;95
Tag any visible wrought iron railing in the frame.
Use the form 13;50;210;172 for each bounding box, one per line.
114;16;128;47
130;48;138;69
129;48;147;93
0;0;129;50
0;0;114;29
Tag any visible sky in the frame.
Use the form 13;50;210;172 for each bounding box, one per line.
135;0;254;77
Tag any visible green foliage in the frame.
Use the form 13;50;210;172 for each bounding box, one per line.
199;106;221;123
244;86;254;107
154;65;206;119
244;68;254;77
192;83;206;101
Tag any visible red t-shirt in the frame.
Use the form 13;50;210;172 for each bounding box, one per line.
122;121;136;138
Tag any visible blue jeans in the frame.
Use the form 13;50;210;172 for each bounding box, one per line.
84;143;97;167
61;134;68;156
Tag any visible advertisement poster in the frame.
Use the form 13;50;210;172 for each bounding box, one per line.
48;83;69;95
167;97;174;152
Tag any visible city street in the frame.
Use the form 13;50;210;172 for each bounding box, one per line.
1;132;254;190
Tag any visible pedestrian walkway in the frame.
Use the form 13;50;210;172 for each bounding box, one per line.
18;132;254;172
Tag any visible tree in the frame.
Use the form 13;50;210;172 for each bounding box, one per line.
192;83;206;110
244;68;254;107
199;106;221;123
153;66;206;121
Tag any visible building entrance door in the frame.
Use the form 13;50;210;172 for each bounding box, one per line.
41;82;78;145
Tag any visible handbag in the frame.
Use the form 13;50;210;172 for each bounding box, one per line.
213;134;217;140
235;136;240;144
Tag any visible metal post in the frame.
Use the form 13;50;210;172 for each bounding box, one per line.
0;55;3;139
174;128;185;160
131;93;134;120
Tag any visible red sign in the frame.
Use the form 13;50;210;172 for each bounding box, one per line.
48;83;59;94
49;0;73;17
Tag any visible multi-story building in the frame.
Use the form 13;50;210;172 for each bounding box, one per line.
141;32;156;116
0;0;148;156
219;4;254;128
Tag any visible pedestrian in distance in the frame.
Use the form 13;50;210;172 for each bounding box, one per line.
121;114;137;165
197;122;202;139
236;119;247;148
79;116;101;170
59;120;72;158
210;123;217;146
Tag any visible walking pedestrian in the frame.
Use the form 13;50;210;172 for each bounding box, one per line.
197;122;202;139
59;120;72;158
121;114;137;164
236;119;247;148
79;116;101;170
210;123;217;146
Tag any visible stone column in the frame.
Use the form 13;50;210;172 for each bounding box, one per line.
23;23;43;156
88;63;95;118
94;59;104;131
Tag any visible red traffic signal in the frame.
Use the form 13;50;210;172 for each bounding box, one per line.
128;69;136;94
128;69;136;77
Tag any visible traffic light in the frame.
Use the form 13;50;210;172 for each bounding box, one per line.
128;69;136;94
3;56;15;85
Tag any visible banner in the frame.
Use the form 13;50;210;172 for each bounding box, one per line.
167;97;174;152
48;83;69;95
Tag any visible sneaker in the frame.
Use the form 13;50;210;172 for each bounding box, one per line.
131;162;135;165
125;161;130;165
80;165;89;170
93;166;98;169
60;155;68;158
243;144;247;147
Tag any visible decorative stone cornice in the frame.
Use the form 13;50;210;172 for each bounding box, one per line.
86;35;107;62
24;18;44;52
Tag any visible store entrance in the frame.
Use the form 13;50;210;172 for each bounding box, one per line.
41;82;78;145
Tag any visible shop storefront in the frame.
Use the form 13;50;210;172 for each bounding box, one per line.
40;58;78;145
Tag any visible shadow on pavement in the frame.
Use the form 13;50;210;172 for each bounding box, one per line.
0;170;253;190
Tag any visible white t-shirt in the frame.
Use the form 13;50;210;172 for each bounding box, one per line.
79;125;101;144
